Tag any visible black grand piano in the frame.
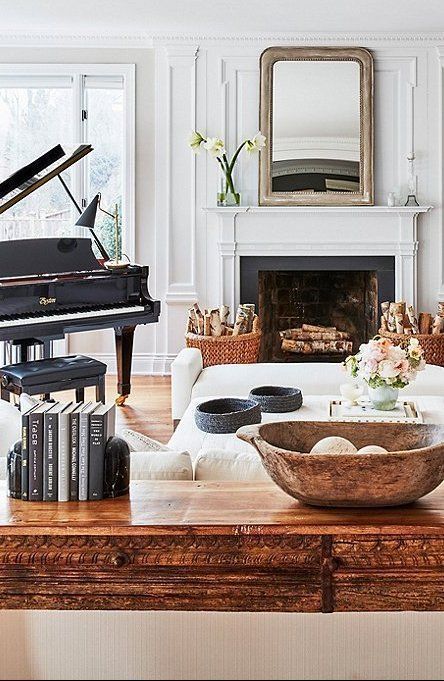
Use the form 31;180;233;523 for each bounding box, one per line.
0;144;160;404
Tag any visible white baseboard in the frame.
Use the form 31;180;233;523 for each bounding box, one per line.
91;353;176;376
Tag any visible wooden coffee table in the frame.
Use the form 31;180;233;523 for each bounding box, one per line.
2;479;444;612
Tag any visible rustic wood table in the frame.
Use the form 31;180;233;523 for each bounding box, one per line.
2;480;444;612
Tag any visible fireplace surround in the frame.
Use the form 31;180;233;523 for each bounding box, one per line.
241;255;395;362
209;206;431;352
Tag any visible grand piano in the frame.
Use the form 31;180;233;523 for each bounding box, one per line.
0;144;160;404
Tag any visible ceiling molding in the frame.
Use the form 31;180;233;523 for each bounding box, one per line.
151;32;444;44
0;32;155;48
0;31;443;49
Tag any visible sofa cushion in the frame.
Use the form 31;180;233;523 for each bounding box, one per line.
191;362;444;400
130;451;193;480
194;448;270;482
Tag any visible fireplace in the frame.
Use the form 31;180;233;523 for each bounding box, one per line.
240;256;395;363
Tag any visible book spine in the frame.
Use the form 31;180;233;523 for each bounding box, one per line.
88;413;105;500
70;412;79;501
78;413;89;501
29;413;43;501
21;413;30;500
43;412;58;501
58;414;70;502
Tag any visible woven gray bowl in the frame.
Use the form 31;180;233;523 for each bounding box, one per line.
248;386;303;413
195;398;262;434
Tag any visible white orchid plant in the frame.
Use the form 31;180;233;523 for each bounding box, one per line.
344;336;426;389
189;130;266;202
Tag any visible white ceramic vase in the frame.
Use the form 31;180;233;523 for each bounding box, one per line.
367;384;399;411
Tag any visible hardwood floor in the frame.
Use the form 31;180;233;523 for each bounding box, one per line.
60;375;173;444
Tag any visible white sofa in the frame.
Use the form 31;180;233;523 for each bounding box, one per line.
171;347;444;421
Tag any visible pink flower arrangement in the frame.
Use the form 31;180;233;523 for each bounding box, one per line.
344;336;426;388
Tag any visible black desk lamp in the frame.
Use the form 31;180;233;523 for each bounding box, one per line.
76;193;129;270
75;194;110;262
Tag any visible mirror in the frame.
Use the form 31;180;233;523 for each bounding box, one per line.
259;47;373;206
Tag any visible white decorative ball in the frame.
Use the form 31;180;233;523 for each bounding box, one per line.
356;445;388;454
310;436;357;454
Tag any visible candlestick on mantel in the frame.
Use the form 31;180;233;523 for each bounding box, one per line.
405;152;419;206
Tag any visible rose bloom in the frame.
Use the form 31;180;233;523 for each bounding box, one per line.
410;347;423;361
378;359;401;379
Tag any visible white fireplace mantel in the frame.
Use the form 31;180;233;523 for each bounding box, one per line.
204;205;433;315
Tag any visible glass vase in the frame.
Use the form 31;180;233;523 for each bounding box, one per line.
367;384;399;411
217;191;241;207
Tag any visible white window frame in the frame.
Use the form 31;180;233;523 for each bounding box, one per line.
0;63;136;261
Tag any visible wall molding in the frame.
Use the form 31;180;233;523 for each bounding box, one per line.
0;31;443;49
92;352;175;376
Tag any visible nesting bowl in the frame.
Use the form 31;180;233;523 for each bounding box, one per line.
195;398;261;434
237;421;444;507
248;385;303;413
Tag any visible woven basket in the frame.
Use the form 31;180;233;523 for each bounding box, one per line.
379;330;444;367
185;331;262;368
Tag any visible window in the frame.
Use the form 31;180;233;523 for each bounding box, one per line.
0;65;135;260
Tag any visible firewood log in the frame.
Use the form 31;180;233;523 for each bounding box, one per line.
281;328;349;341
252;315;261;333
387;303;397;332
220;305;230;326
432;315;444;334
395;313;404;334
233;307;249;335
204;313;211;336
419;312;432;335
438;302;444;318
193;303;204;335
301;324;337;333
188;307;198;334
209;308;222;336
380;316;388;332
381;301;390;317
393;301;406;317
282;339;352;355
186;317;194;334
406;305;419;334
238;304;255;332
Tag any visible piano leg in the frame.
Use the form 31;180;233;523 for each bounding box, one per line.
115;325;135;406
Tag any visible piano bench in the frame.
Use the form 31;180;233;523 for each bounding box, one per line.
0;355;106;404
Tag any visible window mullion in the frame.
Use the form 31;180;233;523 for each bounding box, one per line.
71;74;86;219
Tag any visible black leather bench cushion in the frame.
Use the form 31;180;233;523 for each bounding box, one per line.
0;355;107;387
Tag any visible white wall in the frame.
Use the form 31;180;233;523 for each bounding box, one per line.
1;28;444;681
154;35;443;365
2;36;442;375
3;610;444;680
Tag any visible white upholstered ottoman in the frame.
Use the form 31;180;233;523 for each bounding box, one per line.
169;394;444;481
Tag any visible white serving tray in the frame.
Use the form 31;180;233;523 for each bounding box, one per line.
328;398;423;424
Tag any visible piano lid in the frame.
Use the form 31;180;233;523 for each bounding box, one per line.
0;144;93;216
0;237;105;279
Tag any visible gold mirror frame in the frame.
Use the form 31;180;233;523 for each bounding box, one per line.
259;46;374;206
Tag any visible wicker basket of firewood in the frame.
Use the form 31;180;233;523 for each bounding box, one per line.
379;300;444;367
378;331;444;367
185;303;261;367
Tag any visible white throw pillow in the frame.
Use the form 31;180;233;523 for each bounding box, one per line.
194;448;271;482
130;451;193;480
19;393;40;413
119;428;170;452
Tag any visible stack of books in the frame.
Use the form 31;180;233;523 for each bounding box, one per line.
21;401;115;502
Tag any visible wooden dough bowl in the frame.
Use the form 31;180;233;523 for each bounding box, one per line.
237;421;444;507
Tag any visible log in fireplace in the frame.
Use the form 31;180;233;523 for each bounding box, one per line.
240;256;395;363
